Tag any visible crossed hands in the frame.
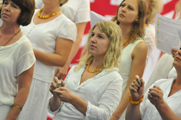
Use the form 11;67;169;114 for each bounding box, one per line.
49;76;74;103
129;75;164;107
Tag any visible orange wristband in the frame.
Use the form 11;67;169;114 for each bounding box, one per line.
129;94;144;106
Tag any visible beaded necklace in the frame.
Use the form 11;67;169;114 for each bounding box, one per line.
122;37;130;46
37;8;61;19
86;64;103;73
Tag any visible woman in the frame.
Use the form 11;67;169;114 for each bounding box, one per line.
145;0;180;91
126;50;181;120
48;21;123;120
110;0;147;119
0;0;35;120
35;0;90;79
18;0;77;119
144;0;163;60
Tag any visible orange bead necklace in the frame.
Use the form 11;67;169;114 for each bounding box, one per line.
37;8;61;19
86;64;103;73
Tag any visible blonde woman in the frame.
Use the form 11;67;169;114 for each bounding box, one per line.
18;0;77;120
144;0;163;60
110;0;147;119
48;21;123;120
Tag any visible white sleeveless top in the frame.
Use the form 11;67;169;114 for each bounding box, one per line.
120;37;143;95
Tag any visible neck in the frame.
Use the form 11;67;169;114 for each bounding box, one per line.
119;23;132;42
43;4;60;15
0;22;20;35
91;56;104;69
176;68;181;85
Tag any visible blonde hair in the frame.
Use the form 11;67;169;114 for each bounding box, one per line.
60;0;68;6
112;0;146;40
146;0;163;24
74;21;122;72
176;0;181;16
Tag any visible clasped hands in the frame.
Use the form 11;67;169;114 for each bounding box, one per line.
129;75;164;106
49;76;74;103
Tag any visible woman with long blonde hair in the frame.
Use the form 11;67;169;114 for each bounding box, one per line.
110;0;147;119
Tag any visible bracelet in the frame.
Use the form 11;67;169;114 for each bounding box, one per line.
11;104;22;110
129;94;144;106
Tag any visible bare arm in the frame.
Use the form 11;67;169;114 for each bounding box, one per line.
56;22;87;79
111;42;147;119
6;65;34;120
34;37;73;66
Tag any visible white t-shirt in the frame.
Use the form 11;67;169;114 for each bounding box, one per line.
48;66;123;120
35;0;90;23
21;10;77;83
144;26;155;61
140;78;181;120
0;35;35;106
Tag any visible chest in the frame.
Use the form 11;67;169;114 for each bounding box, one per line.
80;71;96;85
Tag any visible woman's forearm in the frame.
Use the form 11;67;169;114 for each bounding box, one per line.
6;87;30;120
156;101;181;120
126;104;141;120
49;96;62;112
34;49;68;66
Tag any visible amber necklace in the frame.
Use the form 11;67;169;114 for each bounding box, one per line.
86;64;103;73
37;8;61;19
122;37;130;46
0;29;21;48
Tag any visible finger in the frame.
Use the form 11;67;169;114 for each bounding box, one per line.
129;85;138;92
133;80;140;88
52;81;57;88
61;81;65;87
54;76;59;83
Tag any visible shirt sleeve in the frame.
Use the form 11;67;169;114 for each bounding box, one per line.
84;77;123;120
74;0;90;24
16;40;35;76
57;17;77;42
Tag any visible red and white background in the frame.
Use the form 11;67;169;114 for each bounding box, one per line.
47;0;179;119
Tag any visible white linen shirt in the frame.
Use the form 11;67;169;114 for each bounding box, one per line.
140;78;181;120
48;65;123;120
0;35;35;106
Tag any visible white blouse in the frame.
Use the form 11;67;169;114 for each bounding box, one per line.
0;35;35;106
48;65;123;120
140;78;181;120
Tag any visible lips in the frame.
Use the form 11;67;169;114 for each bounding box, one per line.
119;14;125;18
90;45;96;49
175;56;181;61
2;13;10;17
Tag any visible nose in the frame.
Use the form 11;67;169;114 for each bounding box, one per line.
121;6;126;12
178;50;181;56
90;35;96;43
4;3;11;11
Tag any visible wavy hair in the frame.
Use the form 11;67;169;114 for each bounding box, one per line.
112;0;146;40
146;0;163;24
74;21;122;72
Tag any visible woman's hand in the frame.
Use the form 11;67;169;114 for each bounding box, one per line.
49;76;64;97
148;86;164;107
53;86;75;103
55;65;69;79
129;75;145;101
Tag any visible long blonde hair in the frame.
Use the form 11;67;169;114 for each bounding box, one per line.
176;0;181;16
74;21;122;72
112;0;146;41
146;0;163;24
